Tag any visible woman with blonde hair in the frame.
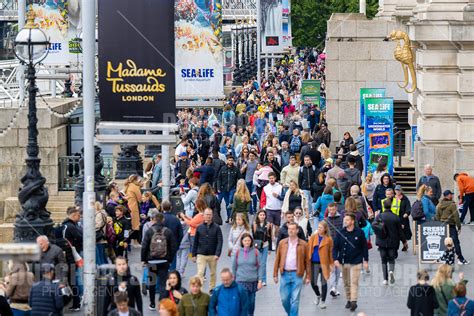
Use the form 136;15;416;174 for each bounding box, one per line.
95;201;109;265
282;180;309;217
232;179;251;221
124;174;142;246
361;173;376;210
307;220;334;309
431;264;466;315
417;184;436;222
228;213;251;257
318;143;332;160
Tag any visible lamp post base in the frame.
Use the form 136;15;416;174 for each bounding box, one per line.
13;218;53;242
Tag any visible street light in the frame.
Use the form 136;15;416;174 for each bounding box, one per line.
13;5;53;242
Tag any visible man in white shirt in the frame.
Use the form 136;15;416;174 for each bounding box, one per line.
263;172;283;245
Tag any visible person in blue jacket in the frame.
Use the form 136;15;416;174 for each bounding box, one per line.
447;282;474;316
209;268;249;316
420;185;437;221
314;186;334;227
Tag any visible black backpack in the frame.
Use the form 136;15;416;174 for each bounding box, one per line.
372;217;388;239
411;200;425;220
150;227;169;259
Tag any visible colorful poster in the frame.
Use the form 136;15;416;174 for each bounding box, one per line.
364;97;394;176
360;88;385;126
31;0;72;64
98;0;176;122
301;80;320;106
411;125;418;159
175;0;224;98
260;0;292;53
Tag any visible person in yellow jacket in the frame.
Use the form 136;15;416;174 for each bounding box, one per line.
381;188;401;216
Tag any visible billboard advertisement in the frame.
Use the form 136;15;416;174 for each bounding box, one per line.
175;0;224;98
301;80;320;106
31;0;80;64
364;97;394;176
360;88;385;126
260;0;292;53
98;0;176;122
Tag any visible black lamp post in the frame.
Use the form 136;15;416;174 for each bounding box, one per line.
13;5;53;242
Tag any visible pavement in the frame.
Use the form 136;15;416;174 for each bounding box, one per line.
66;205;474;316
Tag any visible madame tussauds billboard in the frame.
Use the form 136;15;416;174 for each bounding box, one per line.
98;0;176;122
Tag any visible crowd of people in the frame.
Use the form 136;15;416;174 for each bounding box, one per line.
0;48;473;316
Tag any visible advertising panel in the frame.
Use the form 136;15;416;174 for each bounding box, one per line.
301;80;320;106
260;0;292;53
175;0;224;98
418;221;449;263
364;97;394;175
360;88;385;127
98;0;176;122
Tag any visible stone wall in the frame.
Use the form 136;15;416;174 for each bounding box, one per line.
325;13;409;149
409;0;474;191
0;99;73;218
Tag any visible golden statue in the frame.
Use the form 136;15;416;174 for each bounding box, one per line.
388;30;417;93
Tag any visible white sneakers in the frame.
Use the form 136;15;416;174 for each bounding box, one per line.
314;296;321;305
382;280;388;285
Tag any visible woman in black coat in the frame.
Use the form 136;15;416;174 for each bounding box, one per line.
395;187;412;240
159;271;188;304
373;173;395;213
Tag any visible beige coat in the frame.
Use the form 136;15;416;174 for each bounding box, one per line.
125;182;142;231
282;189;309;215
280;164;300;187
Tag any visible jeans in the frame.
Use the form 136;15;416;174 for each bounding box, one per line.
12;310;31;316
342;264;362;302
379;247;398;281
176;247;190;275
329;265;341;291
449;225;465;261
246;181;258;214
148;262;170;306
243;288;257;316
302;190;313;214
279;271;303;316
258;246;269;283
218;189;236;220
311;263;328;301
460;192;474;223
96;243;107;265
170;254;177;271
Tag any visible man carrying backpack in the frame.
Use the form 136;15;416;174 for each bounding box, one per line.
372;199;407;286
141;212;178;310
289;129;302;155
299;155;319;215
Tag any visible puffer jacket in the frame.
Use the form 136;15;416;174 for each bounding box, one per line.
435;199;461;229
29;279;63;316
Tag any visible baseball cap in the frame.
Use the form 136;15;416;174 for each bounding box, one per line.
179;152;187;157
394;185;402;191
443;190;454;196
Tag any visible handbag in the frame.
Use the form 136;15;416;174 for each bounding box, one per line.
254;240;264;250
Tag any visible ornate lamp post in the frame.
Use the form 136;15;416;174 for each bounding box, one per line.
13;6;53;242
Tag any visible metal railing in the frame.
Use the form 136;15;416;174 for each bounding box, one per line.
58;155;114;191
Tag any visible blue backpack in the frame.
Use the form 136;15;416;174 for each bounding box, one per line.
290;136;302;153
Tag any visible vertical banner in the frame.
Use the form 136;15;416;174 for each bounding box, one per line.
98;0;176;122
260;0;292;53
31;0;72;64
175;0;224;98
364;97;394;176
411;125;418;159
360;88;385;126
301;80;320;106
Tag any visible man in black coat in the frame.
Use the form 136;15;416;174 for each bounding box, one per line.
307;141;322;168
161;200;183;271
29;264;64;315
192;208;223;291
194;157;215;185
36;235;67;284
276;211;306;247
217;155;240;222
141;212;178;310
372;198;408;286
103;256;143;314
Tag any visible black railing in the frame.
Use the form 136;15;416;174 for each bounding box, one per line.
58;155;114;191
394;130;403;167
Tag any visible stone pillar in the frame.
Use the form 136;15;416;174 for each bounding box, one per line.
409;0;474;189
75;145;107;207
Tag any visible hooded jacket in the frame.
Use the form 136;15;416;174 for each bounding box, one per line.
209;281;249;316
435;199;461;230
346;151;364;173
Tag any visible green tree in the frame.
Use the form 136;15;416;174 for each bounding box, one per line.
292;0;379;48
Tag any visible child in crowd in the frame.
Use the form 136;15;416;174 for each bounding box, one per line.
437;237;455;266
106;192;120;218
113;205;131;258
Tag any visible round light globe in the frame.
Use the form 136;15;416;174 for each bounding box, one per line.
14;27;49;63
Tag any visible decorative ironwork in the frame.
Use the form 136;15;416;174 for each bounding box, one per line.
74;145;107;207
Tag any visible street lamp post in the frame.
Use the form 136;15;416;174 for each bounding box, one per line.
13;6;52;242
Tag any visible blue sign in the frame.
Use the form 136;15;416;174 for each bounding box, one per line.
412;125;418;159
360;88;386;126
364;97;394;176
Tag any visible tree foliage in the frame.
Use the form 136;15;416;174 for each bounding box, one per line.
292;0;379;48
